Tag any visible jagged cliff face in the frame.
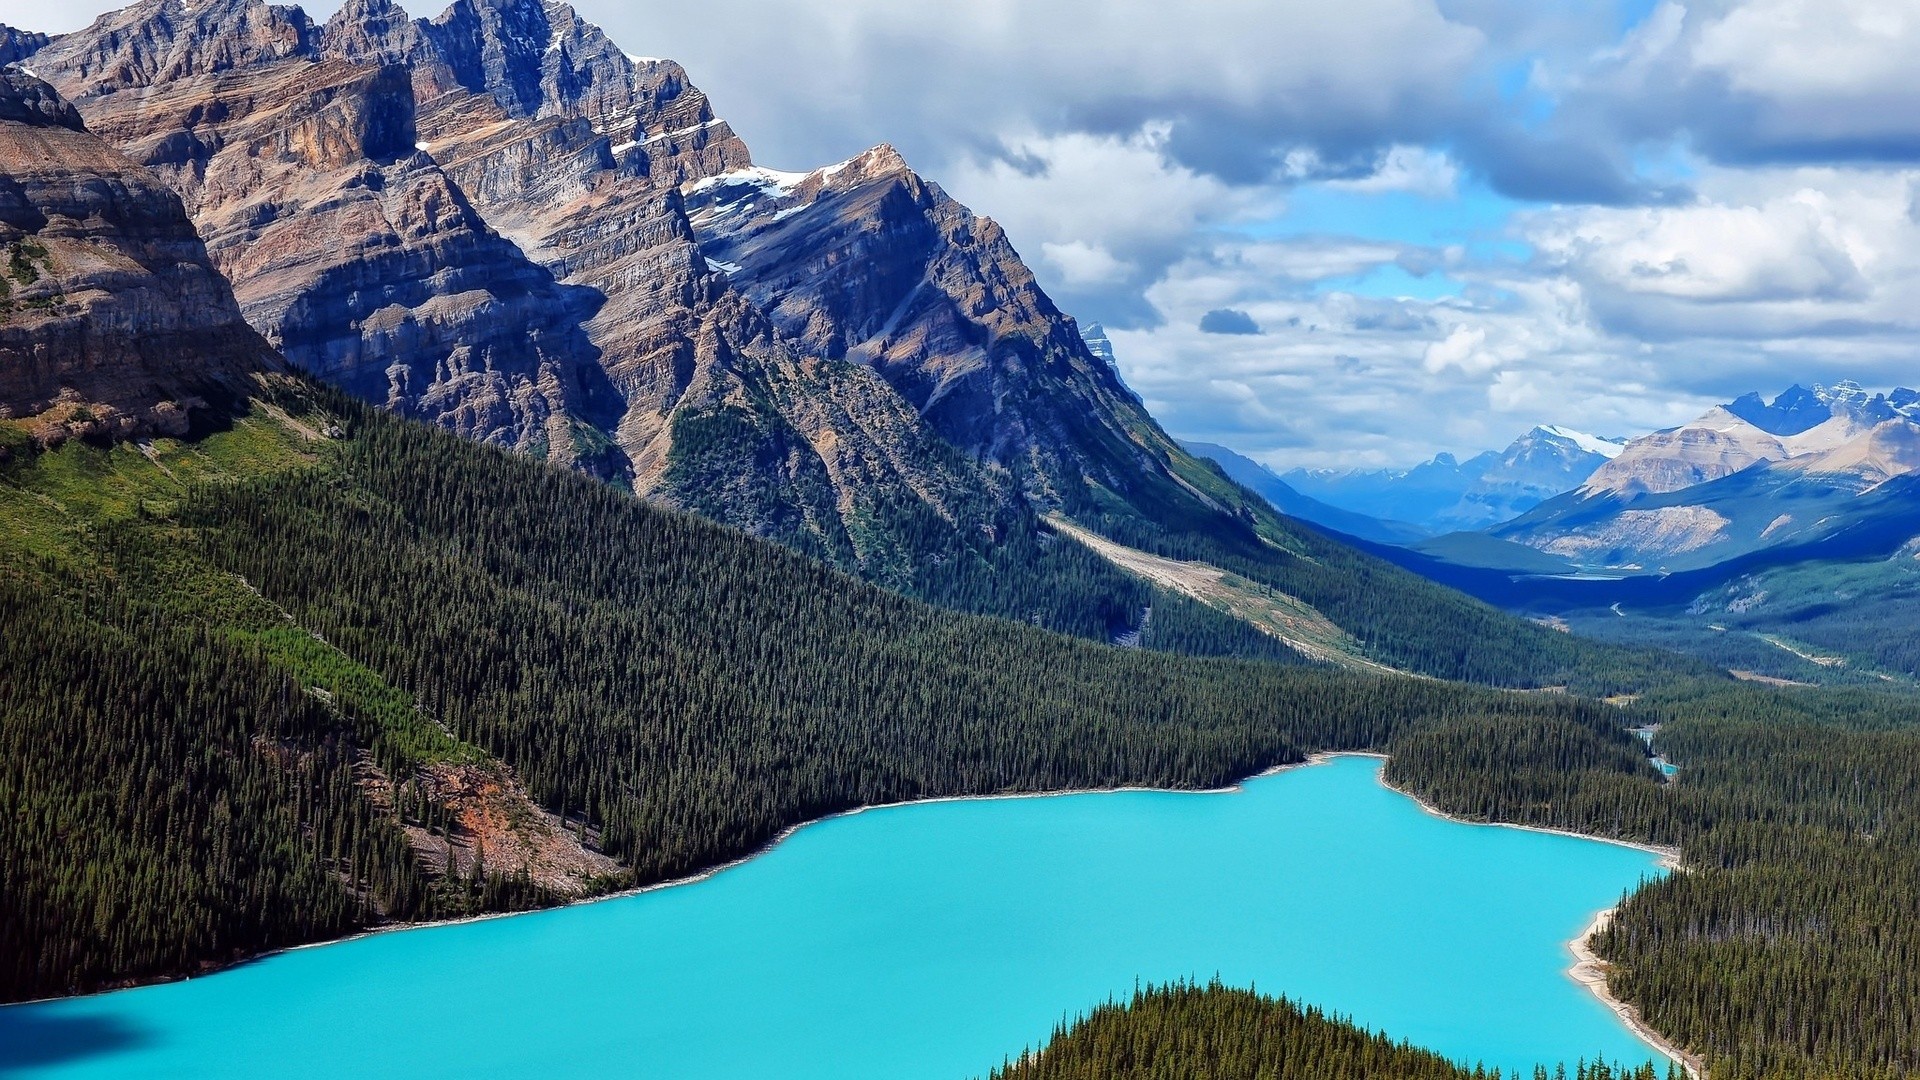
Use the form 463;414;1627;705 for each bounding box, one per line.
686;147;1181;509
0;25;50;66
29;0;627;474
0;67;273;445
21;0;1235;575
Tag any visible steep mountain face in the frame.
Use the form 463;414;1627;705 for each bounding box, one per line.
27;0;628;474
1281;426;1625;535
0;25;50;66
0;67;274;446
1492;383;1920;572
684;146;1176;509
17;0;1248;582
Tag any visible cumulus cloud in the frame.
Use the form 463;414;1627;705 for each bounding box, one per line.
1324;145;1461;198
1423;326;1496;374
1530;166;1920;344
1553;0;1920;165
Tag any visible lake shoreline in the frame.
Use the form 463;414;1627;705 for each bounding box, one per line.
1359;753;1697;1078
6;749;1703;1080
4;754;1325;1009
1568;909;1707;1080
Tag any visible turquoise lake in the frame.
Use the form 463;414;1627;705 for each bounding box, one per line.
0;755;1671;1078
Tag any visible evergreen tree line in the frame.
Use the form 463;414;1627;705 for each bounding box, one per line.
1385;682;1920;1080
0;574;438;1000
659;392;1300;664
987;979;1679;1080
182;408;1625;890
8;393;1920;1080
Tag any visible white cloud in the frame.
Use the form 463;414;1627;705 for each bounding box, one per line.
1529;166;1920;348
1041;241;1130;286
1326;145;1461;198
1423;326;1495;375
1692;0;1920;100
1536;191;1867;303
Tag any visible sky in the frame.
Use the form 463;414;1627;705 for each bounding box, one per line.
13;0;1920;470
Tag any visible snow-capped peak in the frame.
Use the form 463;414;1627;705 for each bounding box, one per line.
1537;425;1626;458
1815;380;1871;406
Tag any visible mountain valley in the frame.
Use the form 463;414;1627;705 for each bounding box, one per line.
5;8;1920;1080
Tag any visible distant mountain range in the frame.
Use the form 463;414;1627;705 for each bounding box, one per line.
1492;381;1920;573
1269;426;1626;536
1180;441;1428;545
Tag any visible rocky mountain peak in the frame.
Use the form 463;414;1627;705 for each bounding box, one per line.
0;69;275;445
45;0;317;98
319;0;426;65
0;66;84;129
1726;383;1830;436
0;25;52;67
1080;322;1117;366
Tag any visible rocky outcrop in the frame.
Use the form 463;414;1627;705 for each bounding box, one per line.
31;0;628;474
0;25;51;67
0;67;273;445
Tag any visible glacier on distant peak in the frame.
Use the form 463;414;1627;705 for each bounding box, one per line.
1537;426;1626;459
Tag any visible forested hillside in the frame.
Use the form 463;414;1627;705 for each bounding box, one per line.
0;388;1644;1002
10;391;1920;1078
988;980;1675;1080
1388;682;1920;1080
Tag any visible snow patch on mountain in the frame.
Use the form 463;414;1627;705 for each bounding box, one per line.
1539;426;1626;459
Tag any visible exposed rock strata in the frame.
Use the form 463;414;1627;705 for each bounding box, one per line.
25;0;1243;571
32;0;628;474
0;25;51;67
0;67;273;445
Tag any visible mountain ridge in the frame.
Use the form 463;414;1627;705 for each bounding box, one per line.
1279;425;1626;535
1496;382;1920;571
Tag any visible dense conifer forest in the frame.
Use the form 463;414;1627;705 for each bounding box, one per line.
7;390;1920;1080
1386;683;1920;1080
180;400;1635;888
0;391;1638;1002
987;980;1677;1080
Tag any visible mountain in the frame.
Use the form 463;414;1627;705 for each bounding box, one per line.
6;0;1670;688
0;26;48;65
0;66;274;447
1281;426;1626;535
1495;382;1920;571
1578;381;1910;499
1182;440;1427;545
11;0;1224;593
1;72;1667;1004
